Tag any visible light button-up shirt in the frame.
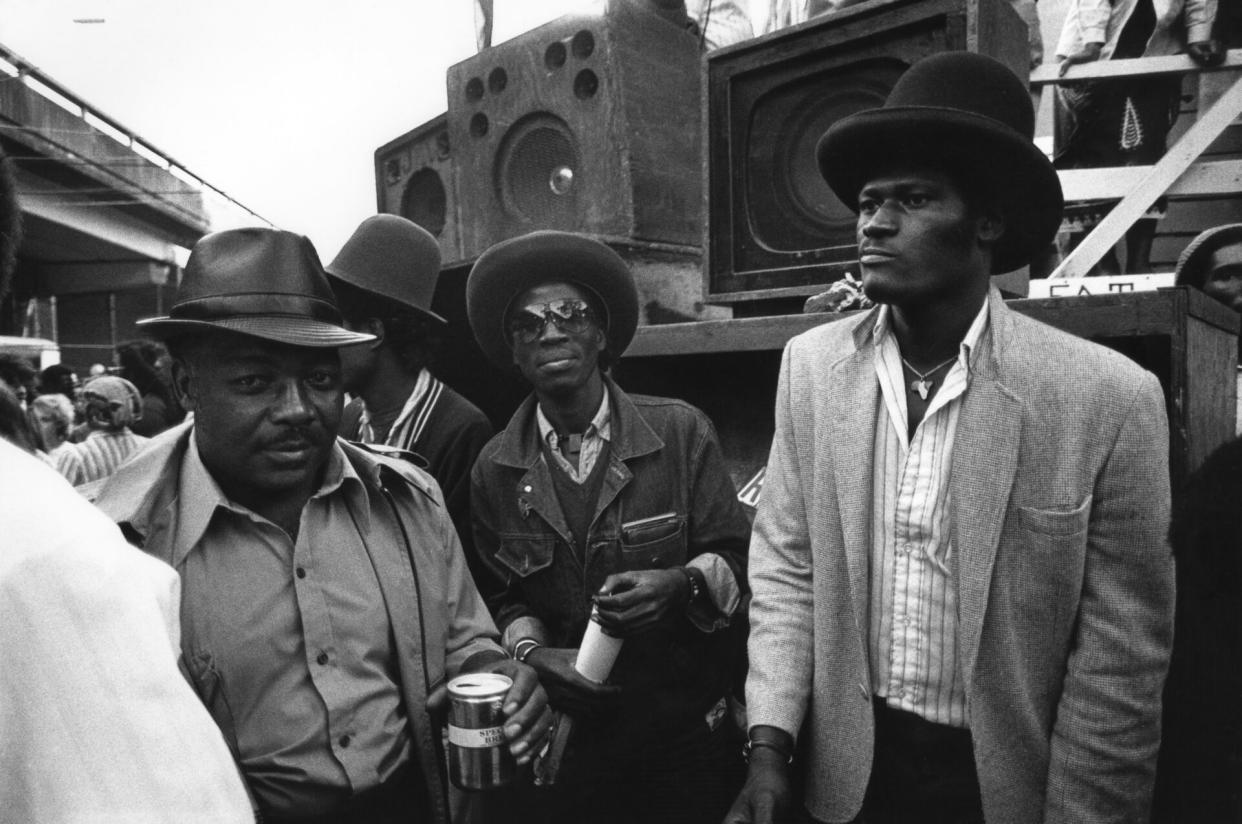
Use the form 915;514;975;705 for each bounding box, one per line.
175;437;412;815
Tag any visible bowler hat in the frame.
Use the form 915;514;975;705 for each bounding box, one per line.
816;51;1063;274
1176;223;1242;288
466;231;638;371
325;214;447;323
138;228;375;347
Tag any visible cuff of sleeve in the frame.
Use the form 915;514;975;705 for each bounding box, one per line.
686;553;741;632
502;615;551;654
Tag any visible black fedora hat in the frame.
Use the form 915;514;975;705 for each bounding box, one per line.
816;51;1063;274
466;231;638;371
1176;223;1242;288
325;214;447;323
138;228;375;347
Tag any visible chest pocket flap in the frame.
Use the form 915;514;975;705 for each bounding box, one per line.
496;536;556;578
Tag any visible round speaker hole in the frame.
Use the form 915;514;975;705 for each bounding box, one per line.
465;77;484;102
434;130;450;158
573;69;598;100
571;30;595;59
488;67;508;94
545;41;567;70
470;113;489;138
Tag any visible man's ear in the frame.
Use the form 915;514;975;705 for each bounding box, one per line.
170;359;197;412
978;213;1005;246
366;317;386;349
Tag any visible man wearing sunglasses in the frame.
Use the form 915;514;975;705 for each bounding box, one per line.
466;231;750;824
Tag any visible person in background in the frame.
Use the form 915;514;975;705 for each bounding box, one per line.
326;215;493;582
29;391;82;478
38;362;79;403
117;339;184;437
726;53;1173;824
468;231;750;824
1174;222;1242;432
0;383;38;454
0;141;253;823
0;352;36;408
94;227;551;824
63;374;149;496
1054;0;1221;274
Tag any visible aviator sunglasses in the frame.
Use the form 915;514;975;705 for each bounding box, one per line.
507;298;599;344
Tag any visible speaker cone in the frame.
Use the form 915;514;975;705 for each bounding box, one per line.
401;167;448;238
495;113;582;228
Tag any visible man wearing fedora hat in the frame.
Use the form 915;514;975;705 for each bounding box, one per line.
466;231;750;824
325;214;492;577
94;227;551;824
727;52;1173;824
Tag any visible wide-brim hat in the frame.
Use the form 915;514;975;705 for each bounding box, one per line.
466;231;638;371
325;214;446;323
1176;223;1242;288
816;51;1063;274
138;227;375;348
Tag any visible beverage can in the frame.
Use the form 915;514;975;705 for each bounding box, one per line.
447;672;516;790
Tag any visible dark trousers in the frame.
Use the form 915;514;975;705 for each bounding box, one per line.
257;761;426;824
855;699;983;824
530;712;745;824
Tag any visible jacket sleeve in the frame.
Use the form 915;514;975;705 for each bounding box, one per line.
1044;371;1175;822
744;341;816;741
469;453;551;651
423;478;506;677
684;409;751;631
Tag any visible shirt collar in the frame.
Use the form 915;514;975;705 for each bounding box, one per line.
174;433;369;567
872;297;992;373
535;385;612;449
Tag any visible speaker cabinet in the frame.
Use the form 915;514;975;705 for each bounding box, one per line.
447;1;703;260
705;0;1029;302
375;114;463;264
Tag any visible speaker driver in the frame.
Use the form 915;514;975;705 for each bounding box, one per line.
496;113;581;228
747;58;906;251
401;167;449;238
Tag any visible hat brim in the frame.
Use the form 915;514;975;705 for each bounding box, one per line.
817;106;1064;273
136;315;376;348
467;232;638;372
1176;223;1242;288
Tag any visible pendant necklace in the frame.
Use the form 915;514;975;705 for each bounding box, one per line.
901;355;957;401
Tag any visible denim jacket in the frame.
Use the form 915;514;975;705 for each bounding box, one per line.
470;377;750;729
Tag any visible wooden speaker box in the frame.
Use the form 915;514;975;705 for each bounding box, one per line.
704;0;1030;304
446;1;703;260
374;114;463;264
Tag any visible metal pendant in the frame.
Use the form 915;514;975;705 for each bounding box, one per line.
911;379;932;401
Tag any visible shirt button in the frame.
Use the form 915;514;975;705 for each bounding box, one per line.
339;735;351;748
296;567;307;579
316;652;329;665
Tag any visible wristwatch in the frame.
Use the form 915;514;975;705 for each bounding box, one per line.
681;566;703;605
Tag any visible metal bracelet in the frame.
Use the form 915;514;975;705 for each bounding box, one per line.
743;738;794;765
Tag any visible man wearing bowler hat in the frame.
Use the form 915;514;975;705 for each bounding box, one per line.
466;231;750;824
94;227;551;824
726;53;1173;824
326;214;492;576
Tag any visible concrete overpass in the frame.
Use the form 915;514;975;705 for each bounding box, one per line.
0;43;266;371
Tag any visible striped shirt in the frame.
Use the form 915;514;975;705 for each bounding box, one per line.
67;428;149;487
355;368;439;449
535;388;611;484
868;299;990;728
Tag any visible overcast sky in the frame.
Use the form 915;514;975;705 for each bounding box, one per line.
0;0;603;257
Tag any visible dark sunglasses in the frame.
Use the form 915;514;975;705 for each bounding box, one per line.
507;299;598;344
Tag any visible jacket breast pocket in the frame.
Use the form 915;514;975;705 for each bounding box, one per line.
620;513;686;569
1015;496;1092;540
496;536;557;578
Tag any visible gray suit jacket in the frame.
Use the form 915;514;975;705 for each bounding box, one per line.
746;290;1174;824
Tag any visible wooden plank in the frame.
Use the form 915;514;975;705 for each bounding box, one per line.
628;288;1239;357
1050;73;1242;280
1030;50;1242;84
1059;160;1242;201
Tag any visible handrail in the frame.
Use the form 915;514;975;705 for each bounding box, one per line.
1034;50;1242;280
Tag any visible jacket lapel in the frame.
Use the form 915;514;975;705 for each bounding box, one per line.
951;294;1023;684
827;316;880;641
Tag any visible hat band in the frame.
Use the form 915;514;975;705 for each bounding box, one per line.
170;293;344;324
